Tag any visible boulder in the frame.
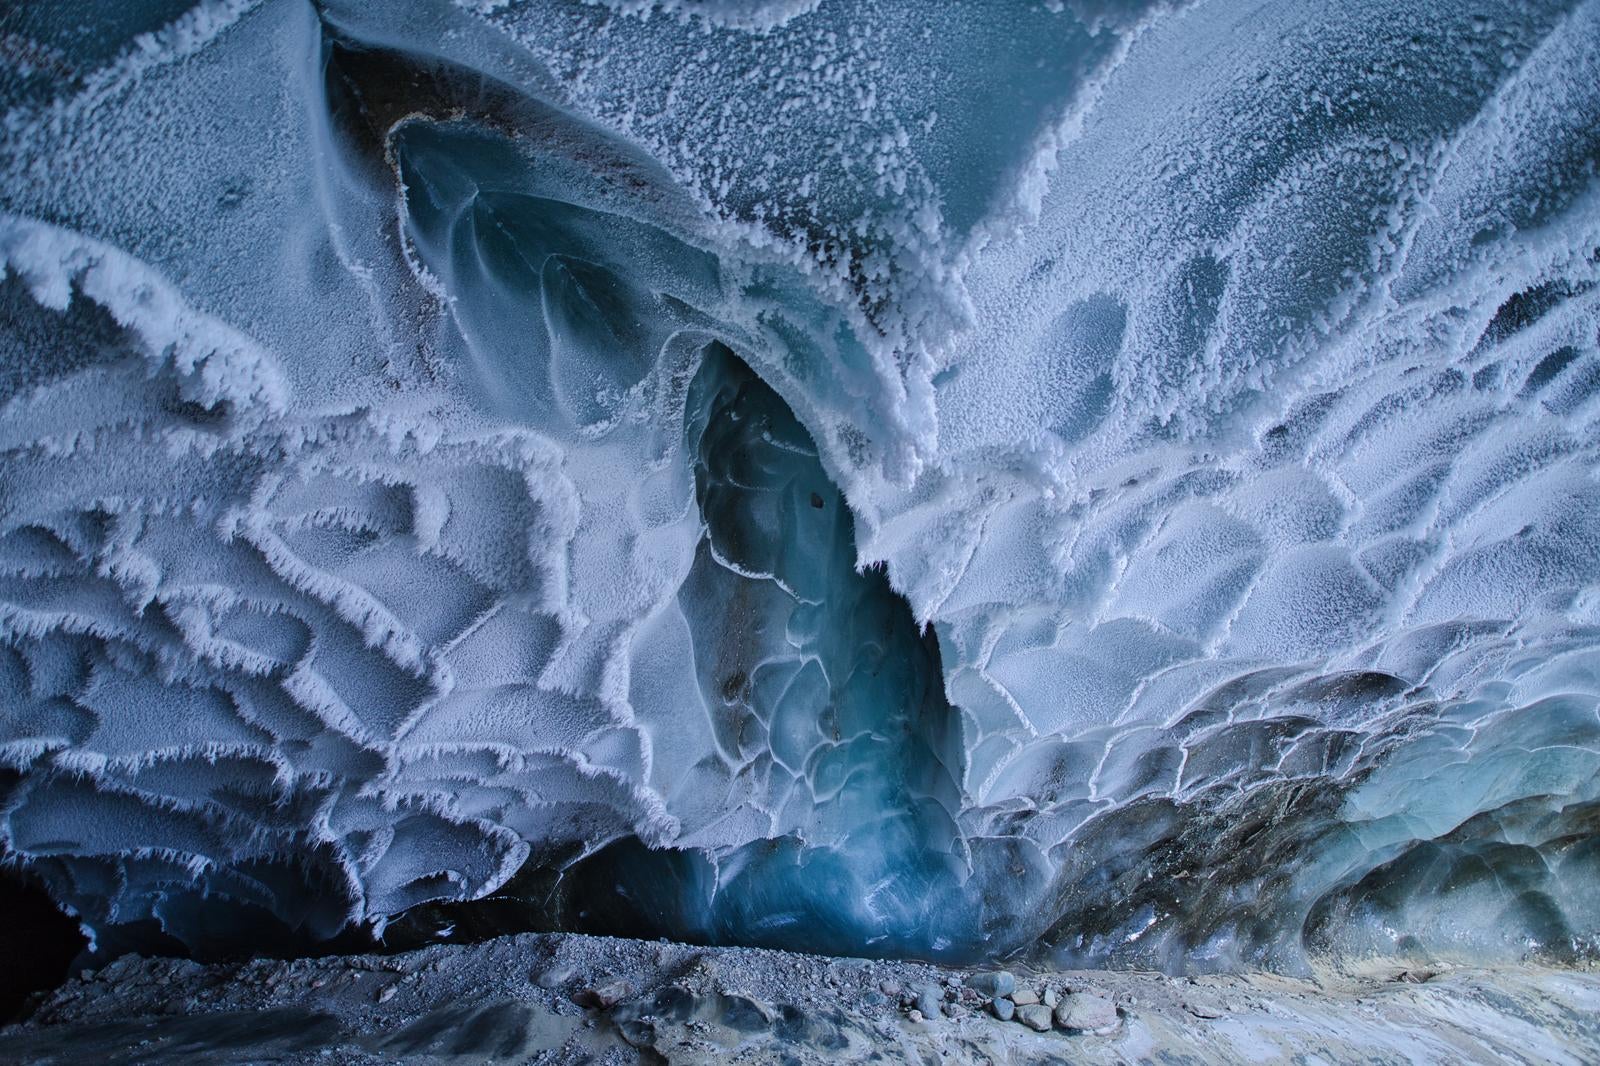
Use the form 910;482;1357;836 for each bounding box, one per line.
1016;1004;1053;1032
967;970;1016;998
572;979;633;1010
1054;992;1119;1034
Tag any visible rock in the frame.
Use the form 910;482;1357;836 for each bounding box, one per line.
1012;986;1041;1007
572;979;633;1010
915;983;944;1019
968;970;1015;998
535;965;575;990
991;997;1015;1022
1055;992;1120;1034
1042;987;1059;1009
1016;1004;1053;1032
1184;1000;1225;1020
1394;970;1437;984
376;984;397;1004
907;1009;924;1024
878;979;902;997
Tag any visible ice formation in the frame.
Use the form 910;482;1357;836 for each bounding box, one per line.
2;0;1599;975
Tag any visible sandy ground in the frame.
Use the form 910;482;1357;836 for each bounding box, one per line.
3;932;1598;1064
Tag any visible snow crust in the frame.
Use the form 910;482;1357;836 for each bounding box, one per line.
2;0;1599;971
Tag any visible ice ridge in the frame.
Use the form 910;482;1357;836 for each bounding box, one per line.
1;0;1599;974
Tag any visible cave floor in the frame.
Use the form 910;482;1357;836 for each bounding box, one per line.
3;932;1597;1064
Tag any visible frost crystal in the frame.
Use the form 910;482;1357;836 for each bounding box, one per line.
2;0;1599;972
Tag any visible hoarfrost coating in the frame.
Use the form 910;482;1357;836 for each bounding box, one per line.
1;0;1598;974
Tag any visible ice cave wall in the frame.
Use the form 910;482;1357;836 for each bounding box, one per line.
1;0;1599;974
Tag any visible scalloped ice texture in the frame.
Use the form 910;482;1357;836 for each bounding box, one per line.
1;0;1599;975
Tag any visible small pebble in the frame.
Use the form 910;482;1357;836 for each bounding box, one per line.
907;1008;924;1023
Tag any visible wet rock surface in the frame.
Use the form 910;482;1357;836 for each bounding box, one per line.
2;932;1598;1064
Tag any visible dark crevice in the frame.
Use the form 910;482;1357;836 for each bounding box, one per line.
394;345;973;962
0;858;87;1022
1478;278;1594;351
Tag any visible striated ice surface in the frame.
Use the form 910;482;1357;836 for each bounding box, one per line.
1;0;1599;973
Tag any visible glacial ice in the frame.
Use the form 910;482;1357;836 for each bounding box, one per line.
1;0;1599;976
